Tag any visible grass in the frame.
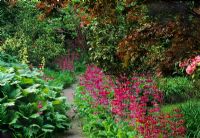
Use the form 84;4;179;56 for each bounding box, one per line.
161;100;200;137
156;77;195;104
161;99;200;113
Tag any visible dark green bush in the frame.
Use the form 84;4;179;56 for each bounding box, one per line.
157;77;195;103
0;1;19;40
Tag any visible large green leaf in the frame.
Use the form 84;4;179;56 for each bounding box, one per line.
42;124;55;133
3;102;15;107
0;104;7;123
30;113;40;119
9;112;19;125
0;72;15;86
20;78;34;85
52;97;66;105
23;84;40;95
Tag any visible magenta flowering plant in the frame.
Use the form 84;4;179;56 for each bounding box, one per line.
112;75;186;138
77;65;186;137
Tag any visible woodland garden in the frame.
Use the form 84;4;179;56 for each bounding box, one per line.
0;0;200;137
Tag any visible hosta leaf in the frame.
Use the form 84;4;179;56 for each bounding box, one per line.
17;111;29;120
0;96;8;103
6;67;15;73
13;124;23;129
29;124;41;134
54;113;67;122
30;113;40;119
8;88;22;99
56;97;66;101
43;88;49;94
30;124;40;129
0;72;15;86
3;102;15;107
21;78;34;85
10;80;20;85
0;104;7;122
0;66;7;72
9;113;19;125
24;127;34;137
23;84;40;94
56;124;65;129
43;124;55;128
52;100;61;105
18;69;34;77
52;97;66;105
42;124;55;132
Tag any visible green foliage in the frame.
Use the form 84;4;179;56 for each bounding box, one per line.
0;52;18;63
74;61;86;74
29;35;65;65
161;99;198;113
0;32;30;64
180;101;200;138
0;0;79;66
0;1;19;40
44;68;75;89
157;77;195;103
73;52;88;74
0;53;70;137
74;86;138;138
84;17;129;73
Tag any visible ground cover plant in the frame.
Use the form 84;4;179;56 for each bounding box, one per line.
44;68;75;89
0;52;70;137
75;65;186;138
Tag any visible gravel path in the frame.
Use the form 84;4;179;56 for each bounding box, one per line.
61;84;84;138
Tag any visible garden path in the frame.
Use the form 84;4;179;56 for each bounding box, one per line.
61;83;84;138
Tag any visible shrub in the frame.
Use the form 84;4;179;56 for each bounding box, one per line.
84;17;129;73
78;0;200;75
157;77;195;103
0;53;70;137
0;32;30;64
0;1;19;40
180;101;200;137
29;35;65;66
0;51;18;63
0;1;79;66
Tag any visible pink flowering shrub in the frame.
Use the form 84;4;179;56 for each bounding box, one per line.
77;65;186;137
179;55;200;76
